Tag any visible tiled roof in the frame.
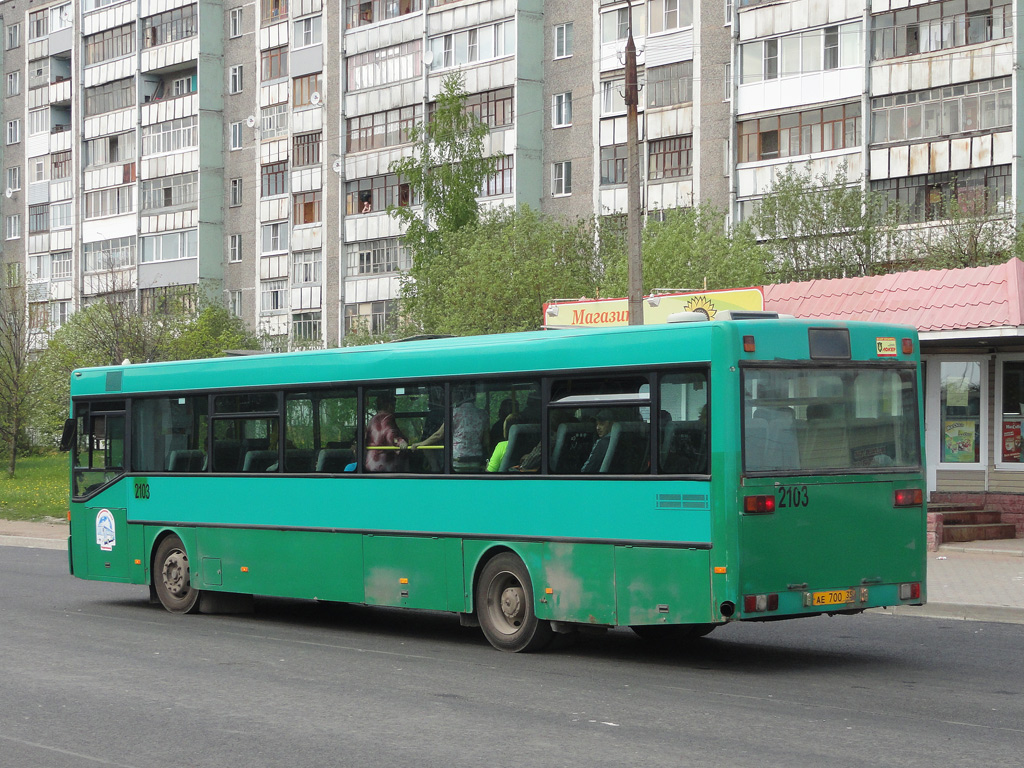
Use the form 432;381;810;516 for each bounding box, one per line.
762;258;1024;332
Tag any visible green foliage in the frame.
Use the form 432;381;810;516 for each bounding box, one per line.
404;206;602;336
388;72;499;271
165;304;263;360
751;163;903;282
0;279;37;476
0;453;67;520
909;187;1016;270
602;204;766;296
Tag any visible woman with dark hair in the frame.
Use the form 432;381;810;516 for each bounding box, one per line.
364;392;409;472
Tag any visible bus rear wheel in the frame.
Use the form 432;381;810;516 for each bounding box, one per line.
476;553;552;653
153;535;201;614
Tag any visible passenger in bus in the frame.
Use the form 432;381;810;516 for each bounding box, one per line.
581;410;614;473
486;414;518;472
364;393;409;472
415;385;489;472
489;398;516;449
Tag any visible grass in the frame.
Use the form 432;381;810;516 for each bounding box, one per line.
0;453;69;522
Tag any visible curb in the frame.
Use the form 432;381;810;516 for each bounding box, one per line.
937;544;1024;557
873;602;1024;625
0;535;67;551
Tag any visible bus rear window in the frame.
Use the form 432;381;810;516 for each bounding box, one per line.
743;366;920;475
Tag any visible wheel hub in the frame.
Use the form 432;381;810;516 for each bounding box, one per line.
163;551;189;597
500;585;524;626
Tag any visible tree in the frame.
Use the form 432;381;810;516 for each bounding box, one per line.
398;206;602;337
909;187;1017;270
601;204;766;296
389;72;501;332
751;163;904;282
0;272;38;476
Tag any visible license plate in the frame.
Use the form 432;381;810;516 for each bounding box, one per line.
811;588;855;606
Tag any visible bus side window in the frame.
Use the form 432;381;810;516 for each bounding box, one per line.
72;402;126;498
659;371;708;474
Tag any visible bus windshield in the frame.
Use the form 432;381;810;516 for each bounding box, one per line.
743;365;920;474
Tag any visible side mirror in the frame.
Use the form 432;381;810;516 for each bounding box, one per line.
59;418;76;452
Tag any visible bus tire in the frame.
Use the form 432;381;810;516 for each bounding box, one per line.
631;623;717;643
476;553;553;653
153;534;201;614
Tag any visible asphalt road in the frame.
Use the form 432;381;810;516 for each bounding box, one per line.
2;546;1022;768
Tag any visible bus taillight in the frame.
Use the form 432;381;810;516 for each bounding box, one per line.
743;593;778;613
893;488;923;507
743;495;776;514
899;582;921;600
902;338;914;355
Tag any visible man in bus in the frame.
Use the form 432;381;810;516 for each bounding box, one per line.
581;409;614;473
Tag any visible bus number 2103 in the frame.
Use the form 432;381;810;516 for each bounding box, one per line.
133;480;150;500
778;485;809;508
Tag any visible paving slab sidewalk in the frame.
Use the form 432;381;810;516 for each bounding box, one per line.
3;520;1023;624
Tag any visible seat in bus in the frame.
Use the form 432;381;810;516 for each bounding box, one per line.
746;407;799;472
167;449;206;473
800;403;850;470
600;422;649;473
316;448;354;473
284;449;316;473
212;439;242;472
498;423;541;472
550;422;596;474
242;450;278;473
660;420;707;474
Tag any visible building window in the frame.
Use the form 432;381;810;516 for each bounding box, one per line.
346;40;422;91
294;190;322;224
261;162;289;197
871;1;1010;61
292;249;322;284
601;8;632;44
737;102;861;163
871;76;1011;144
464;88;514;129
552;161;572;196
554;22;573;58
142;116;199;156
229;65;244;94
872;164;1012;224
261;279;288;312
482;156;514;197
51;202;73;229
29;204;49;234
51;151;71;181
83;237;136;271
346;175;414;214
32;158;48;183
261;103;289;140
51;251;73;280
84;185;135;218
292;312;321;343
345;0;423;29
346;238;410;276
85;132;135;167
648;135;693;180
262;222;289;252
6;215;21;240
261;46;288;81
6;167;21;192
140;285;198;315
344;300;396;336
28;108;49;136
229;290;243;317
293;72;323;106
29;9;49;40
143;6;198;48
230;121;244;150
552;92;573;127
6;120;21;145
743;22;862;83
601;79;628;116
649;0;693;34
84;79;135;116
824;25;840;70
141;230;199;262
293;132;322;167
600;144;628;185
141;173;198;211
84;24;135;65
294;16;322;47
6;71;19;97
229;234;243;262
230;8;244;38
347;106;420;152
428;21;514;71
230;178;243;206
261;0;289;26
647;61;693;108
5;24;20;50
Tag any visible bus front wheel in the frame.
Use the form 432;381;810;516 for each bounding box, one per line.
153;535;201;614
476;553;552;653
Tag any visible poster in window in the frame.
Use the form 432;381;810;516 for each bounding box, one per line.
943;419;977;463
1003;420;1022;463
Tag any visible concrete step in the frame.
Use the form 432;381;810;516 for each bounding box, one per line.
942;510;1004;526
942;523;1019;543
927;501;985;512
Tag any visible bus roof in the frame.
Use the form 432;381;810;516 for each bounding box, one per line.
69;318;919;398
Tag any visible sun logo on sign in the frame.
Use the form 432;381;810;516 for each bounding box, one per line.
684;296;717;320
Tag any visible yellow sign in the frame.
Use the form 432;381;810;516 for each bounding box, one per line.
875;337;897;357
543;288;765;328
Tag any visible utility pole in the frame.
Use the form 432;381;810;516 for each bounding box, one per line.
624;6;643;326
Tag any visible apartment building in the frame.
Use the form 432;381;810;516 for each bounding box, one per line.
2;0;1013;350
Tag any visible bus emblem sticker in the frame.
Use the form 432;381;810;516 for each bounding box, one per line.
96;509;116;551
876;337;897;357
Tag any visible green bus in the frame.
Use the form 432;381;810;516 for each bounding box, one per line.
64;316;926;652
